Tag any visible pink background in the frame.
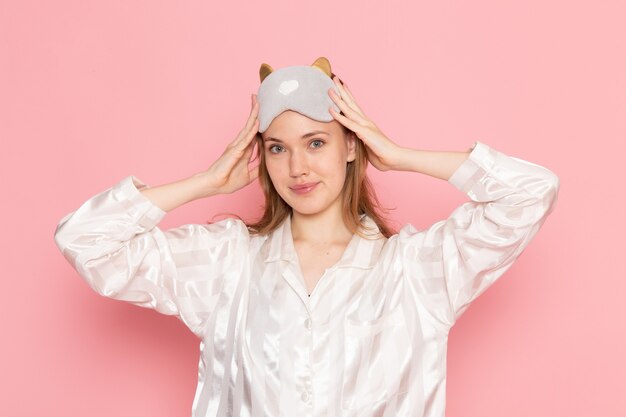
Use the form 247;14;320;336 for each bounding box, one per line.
1;0;624;416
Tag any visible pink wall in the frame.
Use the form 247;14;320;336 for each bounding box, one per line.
2;0;624;416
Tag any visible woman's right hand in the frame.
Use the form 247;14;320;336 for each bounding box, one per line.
201;94;261;196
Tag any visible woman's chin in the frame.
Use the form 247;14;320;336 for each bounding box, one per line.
289;204;325;216
285;199;332;217
278;187;341;217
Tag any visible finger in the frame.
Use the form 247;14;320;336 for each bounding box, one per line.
248;163;260;182
243;134;258;161
329;81;367;121
332;76;367;117
329;88;369;126
232;98;260;147
246;118;260;144
248;138;260;164
242;98;260;136
234;117;259;150
341;84;364;115
334;76;355;102
328;105;363;135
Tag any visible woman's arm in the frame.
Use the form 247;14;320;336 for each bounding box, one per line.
53;175;251;338
138;171;219;213
326;76;560;328
326;77;471;178
390;146;472;180
53;95;261;337
139;93;261;213
398;141;560;327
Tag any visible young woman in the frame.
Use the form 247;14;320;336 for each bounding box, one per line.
54;57;560;417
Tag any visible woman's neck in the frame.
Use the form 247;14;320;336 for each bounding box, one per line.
290;206;353;244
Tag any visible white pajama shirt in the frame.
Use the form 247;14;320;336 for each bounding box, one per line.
54;140;560;417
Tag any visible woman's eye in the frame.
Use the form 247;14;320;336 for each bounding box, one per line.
310;140;324;149
269;145;284;154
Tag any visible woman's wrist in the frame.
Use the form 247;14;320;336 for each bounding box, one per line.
190;171;222;199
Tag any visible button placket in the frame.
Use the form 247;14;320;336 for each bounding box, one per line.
301;379;313;405
300;316;313;406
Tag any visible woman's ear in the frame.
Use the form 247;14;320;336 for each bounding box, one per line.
345;131;357;162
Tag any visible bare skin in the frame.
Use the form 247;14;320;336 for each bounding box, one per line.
260;108;356;295
287;77;472;294
138;78;472;295
297;239;351;296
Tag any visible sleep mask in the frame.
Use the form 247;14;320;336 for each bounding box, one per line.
256;56;342;133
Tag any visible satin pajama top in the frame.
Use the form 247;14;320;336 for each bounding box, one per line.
54;141;560;417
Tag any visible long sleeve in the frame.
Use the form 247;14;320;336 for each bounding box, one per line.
399;141;560;328
53;175;250;338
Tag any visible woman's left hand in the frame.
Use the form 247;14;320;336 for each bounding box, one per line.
328;76;403;172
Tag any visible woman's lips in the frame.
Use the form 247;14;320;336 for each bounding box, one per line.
289;182;319;195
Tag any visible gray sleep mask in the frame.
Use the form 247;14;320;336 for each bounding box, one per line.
256;57;342;133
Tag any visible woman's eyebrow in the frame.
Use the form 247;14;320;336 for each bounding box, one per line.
264;130;329;143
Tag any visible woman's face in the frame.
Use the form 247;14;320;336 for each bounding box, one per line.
261;110;356;217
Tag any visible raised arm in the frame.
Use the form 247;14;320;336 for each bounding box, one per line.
398;141;560;328
325;75;471;179
138;94;262;212
391;146;472;180
53;94;262;338
325;75;560;328
54;175;251;338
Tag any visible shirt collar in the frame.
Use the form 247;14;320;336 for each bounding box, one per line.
263;213;386;269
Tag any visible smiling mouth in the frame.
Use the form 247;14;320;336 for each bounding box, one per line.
289;182;319;195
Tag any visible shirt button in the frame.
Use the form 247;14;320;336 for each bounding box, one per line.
301;391;310;402
304;318;311;330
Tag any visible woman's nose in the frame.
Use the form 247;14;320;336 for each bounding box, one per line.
289;151;309;177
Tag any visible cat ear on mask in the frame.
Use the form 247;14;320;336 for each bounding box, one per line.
259;63;274;83
310;56;332;77
255;56;341;133
259;56;334;83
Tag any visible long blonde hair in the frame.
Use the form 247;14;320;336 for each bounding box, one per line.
245;122;396;239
